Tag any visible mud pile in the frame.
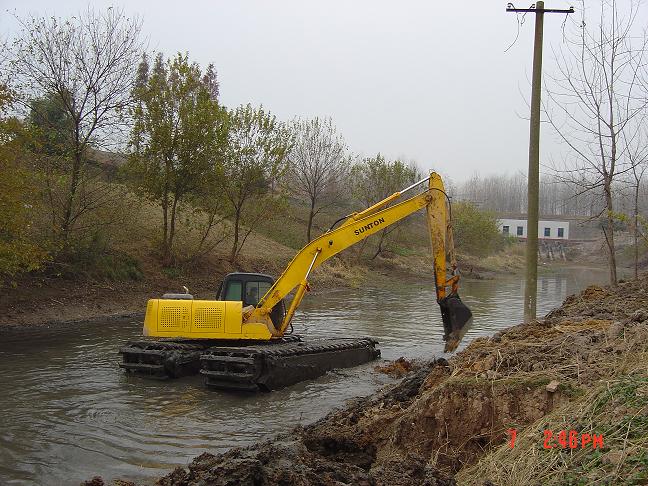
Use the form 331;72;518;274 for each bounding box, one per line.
152;277;648;486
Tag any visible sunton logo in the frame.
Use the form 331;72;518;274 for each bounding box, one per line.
354;217;385;235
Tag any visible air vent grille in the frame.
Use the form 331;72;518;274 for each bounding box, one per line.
194;307;224;330
160;306;188;329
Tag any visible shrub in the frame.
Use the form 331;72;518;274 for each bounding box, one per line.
451;202;505;257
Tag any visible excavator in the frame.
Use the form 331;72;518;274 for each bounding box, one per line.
119;172;473;391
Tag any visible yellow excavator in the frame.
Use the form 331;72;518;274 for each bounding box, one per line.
120;172;472;391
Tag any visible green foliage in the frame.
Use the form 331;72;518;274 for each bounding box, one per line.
452;201;504;257
219;103;293;260
127;52;227;264
65;247;142;281
41;225;142;281
161;266;182;279
0;87;50;281
28;92;74;156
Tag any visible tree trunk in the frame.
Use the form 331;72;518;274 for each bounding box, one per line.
61;146;83;240
196;212;216;255
356;238;368;261
231;207;241;262
371;232;386;260
603;178;618;285
166;194;179;266
634;182;639;279
162;160;170;264
307;198;315;242
162;201;169;262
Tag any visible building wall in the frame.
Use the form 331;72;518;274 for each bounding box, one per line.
496;212;599;240
498;219;570;240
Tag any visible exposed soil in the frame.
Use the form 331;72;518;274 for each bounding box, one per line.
0;262;226;328
141;275;648;486
0;252;360;328
374;357;418;377
0;247;508;329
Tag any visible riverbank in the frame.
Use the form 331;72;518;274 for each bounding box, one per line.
141;275;648;486
0;241;526;328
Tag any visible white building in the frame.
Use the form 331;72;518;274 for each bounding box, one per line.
498;219;570;240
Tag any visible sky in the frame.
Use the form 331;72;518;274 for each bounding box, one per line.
1;0;582;182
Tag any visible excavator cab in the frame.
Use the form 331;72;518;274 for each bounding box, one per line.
217;273;286;329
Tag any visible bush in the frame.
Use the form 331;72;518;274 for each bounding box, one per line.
451;202;505;257
0;95;51;282
51;230;143;281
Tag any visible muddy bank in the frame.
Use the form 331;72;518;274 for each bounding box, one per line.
0;249;516;328
0;253;364;328
142;276;648;486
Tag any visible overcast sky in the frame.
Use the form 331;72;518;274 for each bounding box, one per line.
2;0;583;182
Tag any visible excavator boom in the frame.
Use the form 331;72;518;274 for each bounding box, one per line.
251;172;472;350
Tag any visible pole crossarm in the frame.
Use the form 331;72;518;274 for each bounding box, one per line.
506;6;574;14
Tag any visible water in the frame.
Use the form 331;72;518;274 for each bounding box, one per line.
0;268;611;485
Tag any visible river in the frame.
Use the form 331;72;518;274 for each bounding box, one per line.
0;268;613;485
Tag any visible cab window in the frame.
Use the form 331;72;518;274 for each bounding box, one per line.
244;281;272;306
224;281;242;301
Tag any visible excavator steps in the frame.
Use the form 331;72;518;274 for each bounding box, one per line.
201;337;380;392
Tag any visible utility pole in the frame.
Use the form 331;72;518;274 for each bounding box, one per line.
506;2;573;322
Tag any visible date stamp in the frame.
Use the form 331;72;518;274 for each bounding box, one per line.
507;429;604;449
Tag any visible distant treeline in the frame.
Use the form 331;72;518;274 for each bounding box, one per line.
453;173;648;218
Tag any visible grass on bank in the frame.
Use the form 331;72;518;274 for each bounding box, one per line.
456;351;648;486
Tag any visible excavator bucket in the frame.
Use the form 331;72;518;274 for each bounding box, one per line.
438;293;473;353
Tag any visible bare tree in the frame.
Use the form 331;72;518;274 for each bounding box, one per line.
9;8;144;243
544;0;648;285
287;117;349;242
620;118;648;278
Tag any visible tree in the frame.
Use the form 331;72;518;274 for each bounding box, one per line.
8;8;143;243
128;53;227;265
28;92;74;157
350;154;419;259
287;117;349;242
219;104;293;261
451;202;504;257
184;159;230;263
0;86;49;281
620;120;648;278
544;0;648;285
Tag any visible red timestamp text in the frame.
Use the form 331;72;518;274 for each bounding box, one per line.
543;430;604;449
506;429;604;449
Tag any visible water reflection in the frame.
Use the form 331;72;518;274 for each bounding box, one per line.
0;268;612;485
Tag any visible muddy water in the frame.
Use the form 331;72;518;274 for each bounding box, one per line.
0;268;612;485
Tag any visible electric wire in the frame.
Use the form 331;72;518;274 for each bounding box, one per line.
505;3;532;53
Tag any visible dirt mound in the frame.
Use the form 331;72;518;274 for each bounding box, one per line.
151;276;648;486
374;357;417;377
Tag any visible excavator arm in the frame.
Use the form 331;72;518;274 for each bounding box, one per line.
249;172;472;351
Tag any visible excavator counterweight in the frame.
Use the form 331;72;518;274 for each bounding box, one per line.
120;171;473;389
